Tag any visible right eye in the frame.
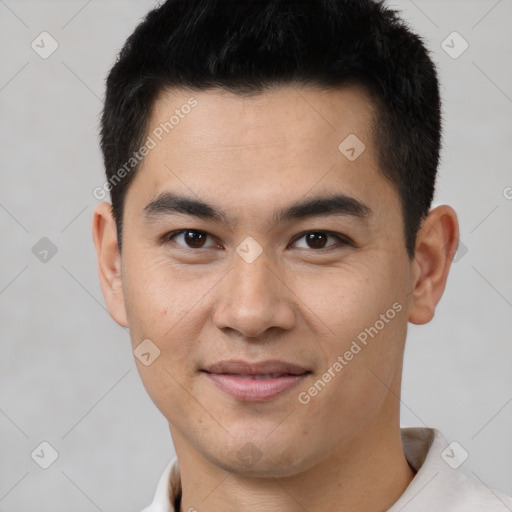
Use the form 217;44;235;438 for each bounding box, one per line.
163;229;220;250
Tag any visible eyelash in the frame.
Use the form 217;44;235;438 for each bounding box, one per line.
161;229;353;252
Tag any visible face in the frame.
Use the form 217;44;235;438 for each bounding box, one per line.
95;84;441;477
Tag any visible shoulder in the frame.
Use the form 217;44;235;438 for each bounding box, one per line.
138;457;180;512
393;427;512;511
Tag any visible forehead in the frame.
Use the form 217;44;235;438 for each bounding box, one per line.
126;84;399;226
150;84;376;156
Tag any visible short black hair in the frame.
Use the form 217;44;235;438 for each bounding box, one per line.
100;0;441;259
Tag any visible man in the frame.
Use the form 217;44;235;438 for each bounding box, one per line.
92;0;512;510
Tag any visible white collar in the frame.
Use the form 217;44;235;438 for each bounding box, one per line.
140;427;512;512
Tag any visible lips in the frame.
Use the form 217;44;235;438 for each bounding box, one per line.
203;359;309;376
201;359;311;401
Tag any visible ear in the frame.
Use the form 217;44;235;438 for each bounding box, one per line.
92;202;128;327
408;205;460;325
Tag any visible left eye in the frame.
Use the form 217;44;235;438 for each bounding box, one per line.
290;231;350;250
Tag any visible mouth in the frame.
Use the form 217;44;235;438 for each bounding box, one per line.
200;360;312;402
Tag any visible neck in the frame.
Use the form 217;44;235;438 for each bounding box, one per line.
172;411;415;512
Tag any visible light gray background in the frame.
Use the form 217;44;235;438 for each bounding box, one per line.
0;1;511;510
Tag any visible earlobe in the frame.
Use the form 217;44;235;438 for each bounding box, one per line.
92;202;129;327
408;205;460;325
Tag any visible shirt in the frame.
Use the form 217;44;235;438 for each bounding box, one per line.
139;427;512;511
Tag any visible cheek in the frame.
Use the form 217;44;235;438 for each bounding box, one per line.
124;259;202;413
328;271;407;377
292;259;398;339
293;258;407;403
122;254;192;335
296;308;407;445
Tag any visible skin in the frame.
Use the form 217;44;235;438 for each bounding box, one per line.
93;84;459;512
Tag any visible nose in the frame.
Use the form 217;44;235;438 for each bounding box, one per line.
212;249;297;339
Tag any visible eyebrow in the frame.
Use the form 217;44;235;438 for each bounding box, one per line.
143;191;372;228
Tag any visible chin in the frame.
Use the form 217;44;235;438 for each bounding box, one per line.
215;457;305;478
205;440;314;478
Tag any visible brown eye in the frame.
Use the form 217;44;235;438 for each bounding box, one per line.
291;231;350;250
183;230;207;248
305;232;328;249
164;229;217;249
